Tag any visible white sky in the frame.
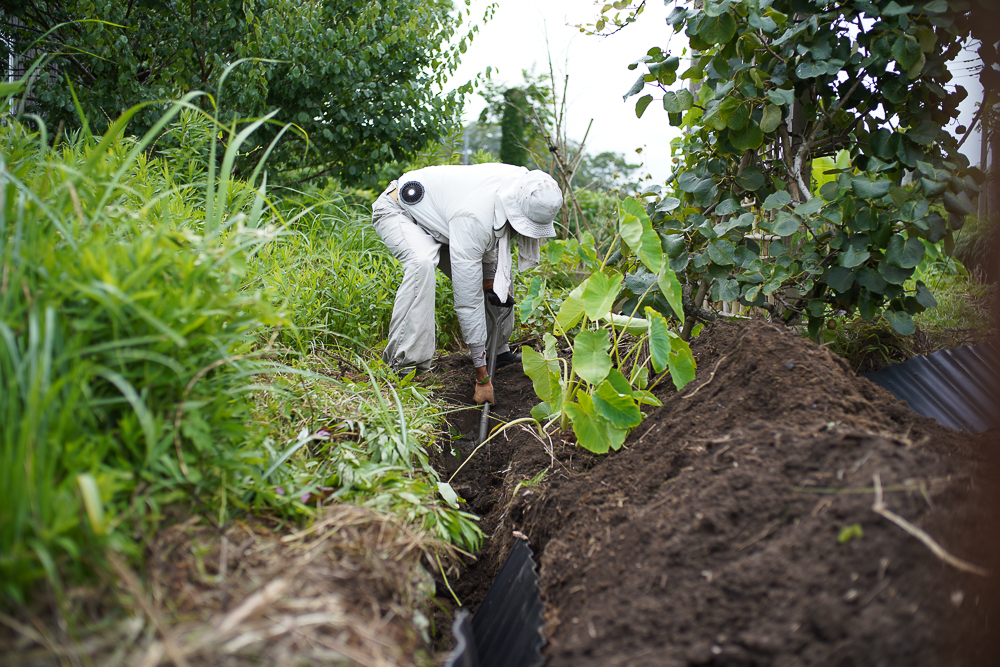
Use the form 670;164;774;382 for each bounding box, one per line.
448;0;682;184
446;0;986;185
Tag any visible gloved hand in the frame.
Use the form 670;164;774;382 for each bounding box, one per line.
486;289;515;308
473;376;495;404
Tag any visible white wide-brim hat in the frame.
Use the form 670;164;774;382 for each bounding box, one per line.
493;170;562;239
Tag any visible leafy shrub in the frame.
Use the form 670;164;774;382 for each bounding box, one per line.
623;0;981;337
521;199;697;453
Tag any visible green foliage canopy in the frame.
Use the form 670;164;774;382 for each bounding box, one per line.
3;0;474;184
619;0;982;335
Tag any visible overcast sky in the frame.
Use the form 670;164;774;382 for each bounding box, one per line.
446;0;985;184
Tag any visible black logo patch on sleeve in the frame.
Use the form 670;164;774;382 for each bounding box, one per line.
400;180;425;205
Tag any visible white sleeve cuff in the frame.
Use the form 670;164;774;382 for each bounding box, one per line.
470;344;486;367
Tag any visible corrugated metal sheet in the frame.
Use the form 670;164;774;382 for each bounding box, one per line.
445;539;545;667
864;341;1000;434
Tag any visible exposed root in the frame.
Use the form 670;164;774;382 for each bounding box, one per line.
871;473;989;577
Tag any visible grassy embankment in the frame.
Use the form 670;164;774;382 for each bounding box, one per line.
0;86;480;660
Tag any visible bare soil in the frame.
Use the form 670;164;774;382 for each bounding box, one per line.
433;320;1000;666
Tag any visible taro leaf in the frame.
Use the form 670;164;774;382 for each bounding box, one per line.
624;271;659;298
606;368;634;396
943;191;976;217
826;266;857;293
735;165;766;191
631;364;649;390
796;61;827;78
657;263;686;326
767;88;794;106
646;309;671;373
555;283;586;333
594;380;642;429
698;12;738;44
878;261;914;285
763;190;792;210
636;94;654;118
530;401;554;422
572;329;613;385
852;177;892;200
623;74;645;101
708;239;736;265
907;119;940;146
794;197;824;216
885;235;925;268
730;121;764;151
662;89;695;113
565;394;610;454
760;103;782;133
519;276;546;322
915;281;937;308
892;34;921;69
581;272;624;319
522;346;561;405
633;389;663;406
884;310;916;335
856;266;888;293
771;211;801;236
820;181;841;201
668;333;697;391
718;278;740;302
635;228;665;273
840;244;870;268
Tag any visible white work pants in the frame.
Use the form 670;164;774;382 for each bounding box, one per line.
373;195;512;371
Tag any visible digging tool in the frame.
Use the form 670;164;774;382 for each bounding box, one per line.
478;292;515;445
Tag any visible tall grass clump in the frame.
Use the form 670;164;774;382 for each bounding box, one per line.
0;89;286;603
246;183;465;354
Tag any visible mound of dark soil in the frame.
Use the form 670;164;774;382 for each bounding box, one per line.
433;320;1000;666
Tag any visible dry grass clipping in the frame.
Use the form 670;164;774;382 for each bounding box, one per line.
3;504;454;667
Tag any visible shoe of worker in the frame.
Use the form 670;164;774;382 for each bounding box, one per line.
495;350;522;368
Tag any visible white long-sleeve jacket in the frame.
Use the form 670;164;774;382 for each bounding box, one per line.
395;163;535;347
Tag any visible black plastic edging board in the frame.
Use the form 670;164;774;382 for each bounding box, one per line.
863;341;1000;434
445;539;545;667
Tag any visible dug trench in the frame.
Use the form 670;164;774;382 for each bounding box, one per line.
430;320;1000;666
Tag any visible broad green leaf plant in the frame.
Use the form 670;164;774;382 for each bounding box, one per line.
617;0;980;336
520;199;696;454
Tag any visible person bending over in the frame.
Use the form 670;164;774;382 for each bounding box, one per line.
371;163;561;403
